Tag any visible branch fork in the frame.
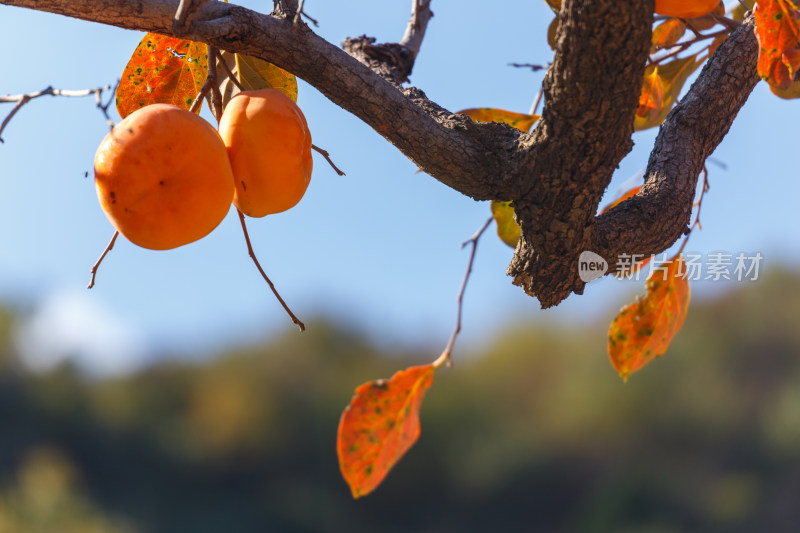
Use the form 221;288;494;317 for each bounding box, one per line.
0;0;763;309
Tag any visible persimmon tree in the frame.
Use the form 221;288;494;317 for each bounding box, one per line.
2;0;798;497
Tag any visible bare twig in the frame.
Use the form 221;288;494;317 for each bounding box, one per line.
237;210;305;331
87;231;119;289
399;0;433;61
217;52;246;92
311;144;345;176
292;0;306;26
189;76;214;114
95;80;118;131
529;85;544;116
432;215;493;369
509;63;548;71
300;10;318;27
1;84;113;143
678;166;710;253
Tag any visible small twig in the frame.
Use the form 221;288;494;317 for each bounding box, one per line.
0;96;30;143
293;0;306;26
529;85;545;116
189;76;214;114
301;10;319;26
237;209;305;332
399;0;434;60
95;80;118;131
1;84;112;143
648;28;730;66
432;215;493;369
678;166;710;252
311;144;345;176
710;13;742;31
509;63;548;71
217;53;246;92
87;231;119;289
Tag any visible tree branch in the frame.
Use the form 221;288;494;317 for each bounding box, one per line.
342;0;433;85
0;0;763;310
508;0;655;307
593;13;760;277
0;0;519;201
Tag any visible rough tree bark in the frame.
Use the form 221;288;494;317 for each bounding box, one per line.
0;0;761;308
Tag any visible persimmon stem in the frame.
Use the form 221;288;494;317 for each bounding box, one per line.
237;209;305;332
217;52;246;92
87;230;119;289
311;144;345;176
208;46;224;122
189;76;213;114
432;215;493;369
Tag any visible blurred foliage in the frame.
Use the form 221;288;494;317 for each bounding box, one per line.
0;270;799;531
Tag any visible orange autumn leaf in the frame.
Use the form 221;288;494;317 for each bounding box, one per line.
458;108;540;132
637;67;665;124
337;364;436;498
755;0;800;90
651;18;687;53
599;185;642;215
117;32;208;119
634;55;703;130
608;253;691;381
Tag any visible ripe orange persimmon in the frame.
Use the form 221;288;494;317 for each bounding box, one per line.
218;88;313;217
654;0;719;19
94;104;234;250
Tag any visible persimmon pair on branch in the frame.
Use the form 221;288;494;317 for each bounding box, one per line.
95;89;312;250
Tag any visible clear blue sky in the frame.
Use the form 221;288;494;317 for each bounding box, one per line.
1;1;798;375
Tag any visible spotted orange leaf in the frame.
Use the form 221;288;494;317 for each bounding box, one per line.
755;0;800;91
117;32;208;119
337;364;436;498
458;108;540;133
608;253;691;381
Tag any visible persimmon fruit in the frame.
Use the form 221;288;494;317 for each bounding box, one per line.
94;104;234;250
218;88;313;218
654;0;720;19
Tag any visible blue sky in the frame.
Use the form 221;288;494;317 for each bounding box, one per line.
1;1;798;374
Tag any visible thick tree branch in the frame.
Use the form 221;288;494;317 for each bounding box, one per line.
511;11;760;307
0;0;521;201
0;1;763;310
508;0;654;307
593;13;760;274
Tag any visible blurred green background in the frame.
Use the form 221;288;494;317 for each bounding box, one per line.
0;269;798;533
